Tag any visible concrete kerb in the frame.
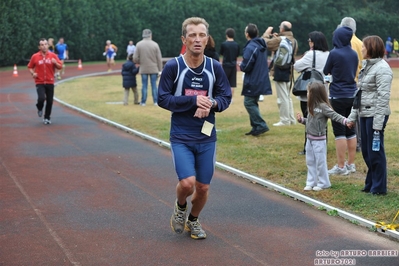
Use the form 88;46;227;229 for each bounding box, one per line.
54;71;399;241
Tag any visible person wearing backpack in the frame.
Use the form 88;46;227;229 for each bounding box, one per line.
263;21;298;127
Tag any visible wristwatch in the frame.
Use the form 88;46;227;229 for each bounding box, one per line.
210;98;216;108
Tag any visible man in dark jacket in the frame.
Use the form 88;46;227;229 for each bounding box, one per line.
240;23;272;136
263;21;298;126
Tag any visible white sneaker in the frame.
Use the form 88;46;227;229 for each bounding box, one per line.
140;103;146;106
345;162;356;173
304;186;313;191
328;164;349;175
313;186;324;191
273;121;290;127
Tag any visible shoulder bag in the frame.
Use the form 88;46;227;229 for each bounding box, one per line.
292;50;324;96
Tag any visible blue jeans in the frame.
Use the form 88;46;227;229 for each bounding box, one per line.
244;96;268;131
141;74;158;104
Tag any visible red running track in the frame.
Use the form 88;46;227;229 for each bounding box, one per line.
0;62;398;266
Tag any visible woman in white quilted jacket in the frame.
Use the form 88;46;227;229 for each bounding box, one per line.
347;35;393;196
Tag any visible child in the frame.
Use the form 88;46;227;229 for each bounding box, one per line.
121;54;139;105
297;82;348;191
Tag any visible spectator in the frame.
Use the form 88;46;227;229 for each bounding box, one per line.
55;37;68;79
297;82;347;191
385;37;393;59
220;28;240;98
339;17;363;152
347;35;392;195
48;38;55;53
323;26;358;176
393;38;399;56
158;17;231;239
240;23;272;136
121;53;140;105
134;29;163;106
294;31;330;155
104;40;118;72
204;35;219;61
263;21;298;126
126;40;136;59
27;38;62;125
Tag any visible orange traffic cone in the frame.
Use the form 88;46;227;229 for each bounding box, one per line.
13;64;18;77
78;59;82;70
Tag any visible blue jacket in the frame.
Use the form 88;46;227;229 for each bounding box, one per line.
121;60;139;88
240;37;272;97
323;26;358;98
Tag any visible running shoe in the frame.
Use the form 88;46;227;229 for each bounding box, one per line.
170;200;187;234
185;219;207;239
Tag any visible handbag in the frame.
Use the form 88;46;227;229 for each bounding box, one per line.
292;50;324;96
352;89;362;109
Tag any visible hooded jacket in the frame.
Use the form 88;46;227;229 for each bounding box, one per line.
27;51;62;85
300;103;347;139
240;37;272;96
323;26;358;98
121;60;139;88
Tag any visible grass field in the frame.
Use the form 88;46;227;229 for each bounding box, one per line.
55;67;399;226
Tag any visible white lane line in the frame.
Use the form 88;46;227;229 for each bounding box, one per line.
54;71;399;241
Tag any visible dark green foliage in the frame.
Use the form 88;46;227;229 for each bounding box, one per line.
0;0;397;66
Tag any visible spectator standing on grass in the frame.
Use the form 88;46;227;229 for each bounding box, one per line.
126;40;136;59
323;26;358;176
104;40;118;72
297;83;348;191
347;36;392;195
27;38;62;125
121;53;140;105
240;23;272;137
204;35;219;61
220;28;240;98
293;31;330;155
263;21;298;127
339;17;363;153
55;37;68;79
134;29;163;106
158;17;231;239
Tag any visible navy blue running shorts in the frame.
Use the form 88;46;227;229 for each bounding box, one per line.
171;142;216;185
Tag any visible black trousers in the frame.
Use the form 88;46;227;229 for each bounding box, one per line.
36;84;54;119
300;101;308;152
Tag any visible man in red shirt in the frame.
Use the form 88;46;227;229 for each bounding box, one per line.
28;38;62;124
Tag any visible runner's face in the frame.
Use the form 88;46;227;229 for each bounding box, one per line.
182;24;208;55
38;40;49;53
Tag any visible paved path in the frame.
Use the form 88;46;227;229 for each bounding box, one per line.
0;63;398;266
